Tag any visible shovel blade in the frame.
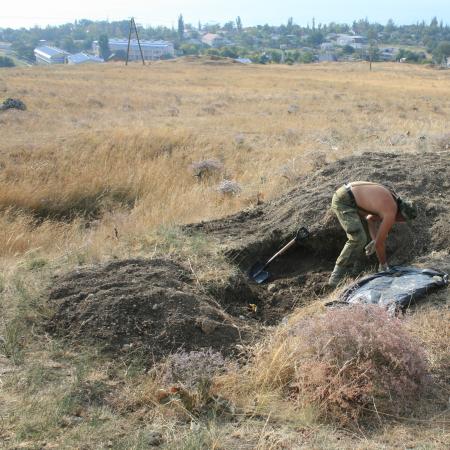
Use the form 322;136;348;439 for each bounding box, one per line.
248;262;270;284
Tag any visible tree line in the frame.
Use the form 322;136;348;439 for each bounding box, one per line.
1;16;449;65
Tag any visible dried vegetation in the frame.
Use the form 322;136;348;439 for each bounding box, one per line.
0;61;449;449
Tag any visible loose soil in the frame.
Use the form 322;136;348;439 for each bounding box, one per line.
48;258;253;361
48;151;450;358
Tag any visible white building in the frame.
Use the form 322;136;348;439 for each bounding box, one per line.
93;39;174;61
336;34;368;49
235;57;252;64
201;33;232;47
34;46;69;64
320;42;335;51
67;53;104;64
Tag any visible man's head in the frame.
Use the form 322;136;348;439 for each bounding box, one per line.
397;197;418;222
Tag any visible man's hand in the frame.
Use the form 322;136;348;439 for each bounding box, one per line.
365;240;376;256
378;263;390;272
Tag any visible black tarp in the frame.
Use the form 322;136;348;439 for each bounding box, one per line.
335;267;448;312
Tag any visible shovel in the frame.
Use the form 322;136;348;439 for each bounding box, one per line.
248;227;310;283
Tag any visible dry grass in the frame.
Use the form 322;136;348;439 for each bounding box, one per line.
0;60;449;449
0;61;449;261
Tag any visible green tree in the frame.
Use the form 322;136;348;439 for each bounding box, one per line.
270;50;282;63
112;49;127;61
342;44;354;54
236;16;243;33
0;55;15;67
432;41;450;64
287;17;294;34
61;36;77;53
178;14;184;41
385;18;395;33
82;37;93;51
180;43;201;55
98;34;110;60
306;31;324;46
366;44;380;62
300;51;315;63
220;47;238;58
223;21;235;32
11;40;35;62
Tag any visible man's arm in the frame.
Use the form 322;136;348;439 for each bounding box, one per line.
374;214;396;265
366;214;380;240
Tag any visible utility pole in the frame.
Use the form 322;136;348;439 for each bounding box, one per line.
126;17;145;66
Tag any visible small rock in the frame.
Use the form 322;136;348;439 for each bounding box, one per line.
152;303;159;310
197;318;218;334
267;283;277;292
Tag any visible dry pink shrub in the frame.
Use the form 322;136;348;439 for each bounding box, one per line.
288;305;429;425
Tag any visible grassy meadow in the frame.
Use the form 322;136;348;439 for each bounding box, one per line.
0;59;449;448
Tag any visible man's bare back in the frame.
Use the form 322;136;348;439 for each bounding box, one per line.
348;181;403;266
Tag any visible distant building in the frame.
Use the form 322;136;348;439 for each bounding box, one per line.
447;57;450;68
34;46;69;64
67;53;104;65
201;33;220;46
235;57;252;64
379;47;398;61
0;42;12;51
93;39;174;61
336;34;368;49
201;33;232;47
320;42;335;51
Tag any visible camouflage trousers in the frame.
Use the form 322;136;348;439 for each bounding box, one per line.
331;186;370;269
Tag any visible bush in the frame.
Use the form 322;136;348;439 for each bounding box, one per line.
156;349;232;416
216;180;242;196
285;306;430;424
0;98;26;111
190;159;223;180
0;56;15;67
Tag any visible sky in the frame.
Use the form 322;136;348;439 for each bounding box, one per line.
1;0;449;29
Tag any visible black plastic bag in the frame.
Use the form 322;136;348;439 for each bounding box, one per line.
335;267;448;312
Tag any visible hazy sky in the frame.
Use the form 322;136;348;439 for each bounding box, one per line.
1;1;449;29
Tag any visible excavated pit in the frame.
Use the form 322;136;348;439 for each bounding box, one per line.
48;151;450;357
188;151;449;322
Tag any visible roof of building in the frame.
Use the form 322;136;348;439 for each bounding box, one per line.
34;46;68;58
67;53;104;64
235;58;252;64
201;33;220;45
107;38;173;48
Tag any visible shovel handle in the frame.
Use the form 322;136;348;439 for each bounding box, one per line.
263;238;297;268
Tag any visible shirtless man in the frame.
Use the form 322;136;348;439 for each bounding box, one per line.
328;181;417;287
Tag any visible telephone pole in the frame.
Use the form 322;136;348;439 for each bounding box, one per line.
126;17;145;66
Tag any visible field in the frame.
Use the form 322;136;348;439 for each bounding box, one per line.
0;59;449;449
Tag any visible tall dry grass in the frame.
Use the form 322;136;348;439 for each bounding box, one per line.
0;61;449;260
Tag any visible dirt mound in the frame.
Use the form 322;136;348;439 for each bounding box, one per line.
48;151;450;356
48;258;251;360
